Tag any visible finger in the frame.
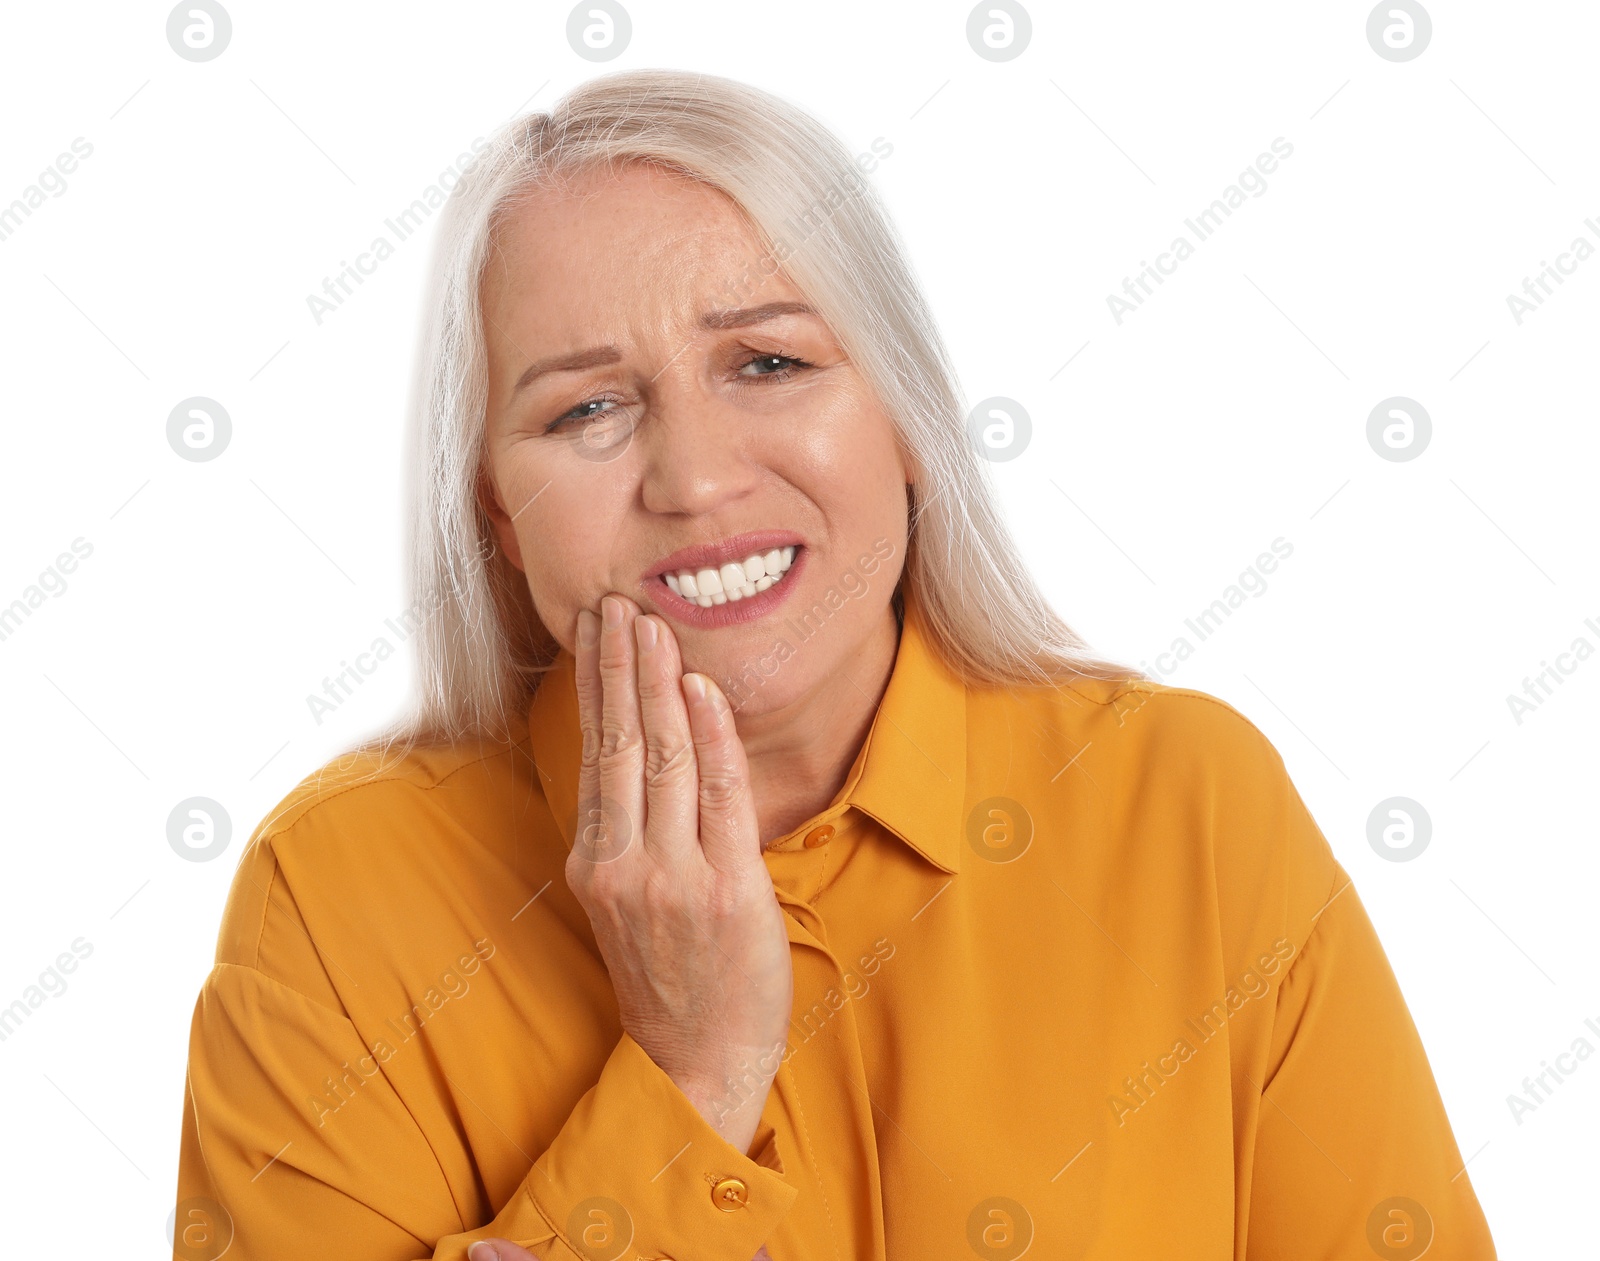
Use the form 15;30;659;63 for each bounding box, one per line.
683;671;761;871
467;1239;540;1261
632;613;700;862
595;593;649;861
571;607;599;844
569;606;621;870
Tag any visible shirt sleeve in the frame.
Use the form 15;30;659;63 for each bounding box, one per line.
1241;868;1498;1260
174;962;798;1260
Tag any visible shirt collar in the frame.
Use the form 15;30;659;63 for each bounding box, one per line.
524;582;966;876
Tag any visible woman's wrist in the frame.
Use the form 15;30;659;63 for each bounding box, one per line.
678;1074;773;1155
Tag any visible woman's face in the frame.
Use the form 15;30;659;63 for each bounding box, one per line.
479;160;913;715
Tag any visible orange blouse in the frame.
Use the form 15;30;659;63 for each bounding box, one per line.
172;585;1496;1259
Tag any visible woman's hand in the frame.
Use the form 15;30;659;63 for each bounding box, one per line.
565;594;794;1155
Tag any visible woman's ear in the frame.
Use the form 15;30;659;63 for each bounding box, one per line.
476;468;527;573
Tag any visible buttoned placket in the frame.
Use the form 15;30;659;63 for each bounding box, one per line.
749;805;891;1261
763;805;847;922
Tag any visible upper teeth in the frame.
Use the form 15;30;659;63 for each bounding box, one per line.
664;546;796;607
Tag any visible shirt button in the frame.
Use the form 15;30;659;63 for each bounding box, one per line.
711;1176;750;1210
802;824;834;849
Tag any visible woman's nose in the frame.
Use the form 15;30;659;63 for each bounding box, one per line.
635;372;763;517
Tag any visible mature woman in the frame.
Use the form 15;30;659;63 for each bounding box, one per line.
172;70;1495;1261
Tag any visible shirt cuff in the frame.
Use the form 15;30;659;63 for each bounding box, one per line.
525;1030;799;1261
749;1121;784;1173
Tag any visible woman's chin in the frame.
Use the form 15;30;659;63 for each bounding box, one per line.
681;642;814;719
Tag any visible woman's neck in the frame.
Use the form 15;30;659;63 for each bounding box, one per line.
733;600;904;848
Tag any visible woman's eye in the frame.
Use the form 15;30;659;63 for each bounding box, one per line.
738;353;811;379
550;398;616;429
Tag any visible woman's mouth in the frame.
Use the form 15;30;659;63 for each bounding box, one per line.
661;545;797;607
641;529;808;629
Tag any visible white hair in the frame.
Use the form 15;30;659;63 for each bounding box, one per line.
362;68;1141;761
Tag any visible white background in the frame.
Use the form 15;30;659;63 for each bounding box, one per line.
1;1;1595;1256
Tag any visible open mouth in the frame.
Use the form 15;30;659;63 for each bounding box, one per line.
660;545;798;608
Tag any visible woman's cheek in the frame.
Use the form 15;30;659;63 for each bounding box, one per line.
802;376;896;464
488;444;555;528
785;390;868;476
519;499;613;630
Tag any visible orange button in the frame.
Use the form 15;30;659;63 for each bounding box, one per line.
802;824;835;849
711;1176;749;1210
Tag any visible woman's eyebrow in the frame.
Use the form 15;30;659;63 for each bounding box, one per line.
698;300;817;330
511;302;818;395
513;346;622;395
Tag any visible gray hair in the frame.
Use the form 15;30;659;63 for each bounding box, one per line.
367;68;1140;759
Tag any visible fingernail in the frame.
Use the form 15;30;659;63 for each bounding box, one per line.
468;1243;499;1261
577;609;598;648
683;672;706;703
601;595;624;629
635;616;658;652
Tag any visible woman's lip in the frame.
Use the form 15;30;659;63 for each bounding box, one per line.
643;529;805;582
645;545;807;629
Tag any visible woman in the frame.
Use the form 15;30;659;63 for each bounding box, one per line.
172;70;1496;1260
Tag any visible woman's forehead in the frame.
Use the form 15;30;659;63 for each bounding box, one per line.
483;171;803;341
495;162;756;261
